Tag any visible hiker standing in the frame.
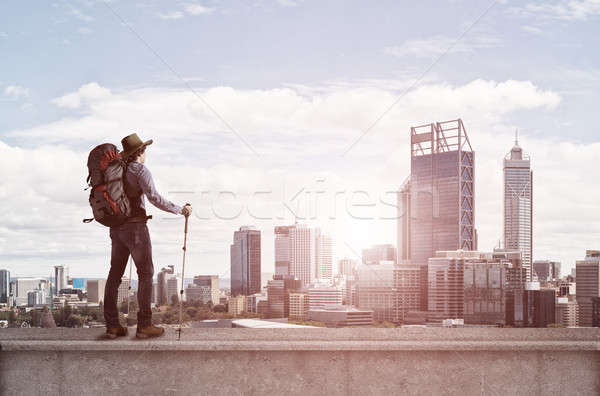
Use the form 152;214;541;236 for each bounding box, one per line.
102;133;192;339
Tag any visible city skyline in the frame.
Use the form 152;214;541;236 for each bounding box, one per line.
1;1;600;280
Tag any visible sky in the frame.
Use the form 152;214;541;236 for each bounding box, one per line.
1;0;599;280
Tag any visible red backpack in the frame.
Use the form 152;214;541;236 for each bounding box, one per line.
83;143;132;227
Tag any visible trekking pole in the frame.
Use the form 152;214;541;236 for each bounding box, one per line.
126;256;132;326
178;204;190;341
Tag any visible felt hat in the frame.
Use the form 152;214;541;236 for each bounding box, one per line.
120;133;153;159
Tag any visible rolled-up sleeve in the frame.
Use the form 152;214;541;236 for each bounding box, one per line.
138;166;182;215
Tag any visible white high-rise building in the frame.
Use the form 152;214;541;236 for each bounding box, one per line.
117;277;130;304
504;133;533;281
275;224;333;286
54;265;67;294
316;234;333;281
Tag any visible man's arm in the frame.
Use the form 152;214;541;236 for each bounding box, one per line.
138;165;183;215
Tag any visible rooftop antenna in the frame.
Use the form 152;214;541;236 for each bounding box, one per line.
515;128;519;146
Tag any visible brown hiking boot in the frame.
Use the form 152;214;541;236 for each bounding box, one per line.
136;324;165;339
106;325;128;339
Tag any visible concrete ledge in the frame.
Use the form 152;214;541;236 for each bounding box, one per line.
2;339;599;352
2;328;599;395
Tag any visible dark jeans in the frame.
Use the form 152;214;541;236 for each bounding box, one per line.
104;222;154;327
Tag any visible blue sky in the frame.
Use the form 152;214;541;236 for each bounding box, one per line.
1;0;599;279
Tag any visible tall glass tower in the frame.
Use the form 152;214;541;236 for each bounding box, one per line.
398;119;475;310
0;269;10;304
398;119;476;265
503;132;533;281
230;226;261;296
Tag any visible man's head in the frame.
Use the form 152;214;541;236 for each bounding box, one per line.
120;133;152;163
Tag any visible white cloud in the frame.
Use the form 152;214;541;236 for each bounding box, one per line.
3;85;29;99
51;82;111;109
2;79;583;279
277;0;300;7
182;3;215;15
78;27;93;35
157;11;185;20
69;6;94;22
0;31;7;39
521;25;544;34
384;34;502;58
512;0;600;21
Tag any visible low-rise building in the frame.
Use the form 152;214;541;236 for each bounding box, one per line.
228;295;246;316
289;292;309;321
307;305;373;327
555;297;578;327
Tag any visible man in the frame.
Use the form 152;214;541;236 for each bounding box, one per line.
104;133;192;339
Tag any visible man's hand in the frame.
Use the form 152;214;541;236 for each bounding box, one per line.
181;204;192;217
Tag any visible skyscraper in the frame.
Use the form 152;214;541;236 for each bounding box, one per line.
397;119;475;309
576;250;600;327
230;226;261;296
274;224;332;286
54;265;67;294
0;269;9;304
504;132;533;281
274;226;292;276
316;233;333;281
397;119;476;264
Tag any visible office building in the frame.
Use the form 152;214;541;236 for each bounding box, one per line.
247;292;268;314
0;269;9;304
337;258;357;278
593;297;600;327
357;262;420;323
398;119;475;265
87;279;106;304
556;297;578;327
27;289;45;307
275;224;333;286
185;285;212;304
504;134;533;281
308;284;342;310
274;226;292;276
429;250;526;324
230;226;261;296
15;278;47;306
362;244;397;266
397;120;476;309
464;252;526;325
288;292;309;321
54;265;67;295
307;305;373;327
166;275;180;304
228;295;246;316
506;283;556;328
266;275;301;318
117;277;130;304
72;278;85;290
316;234;333;281
193;275;220;305
576;250;600;327
532;260;561;282
156;265;175;306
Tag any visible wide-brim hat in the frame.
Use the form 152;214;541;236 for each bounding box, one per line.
120;133;153;159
